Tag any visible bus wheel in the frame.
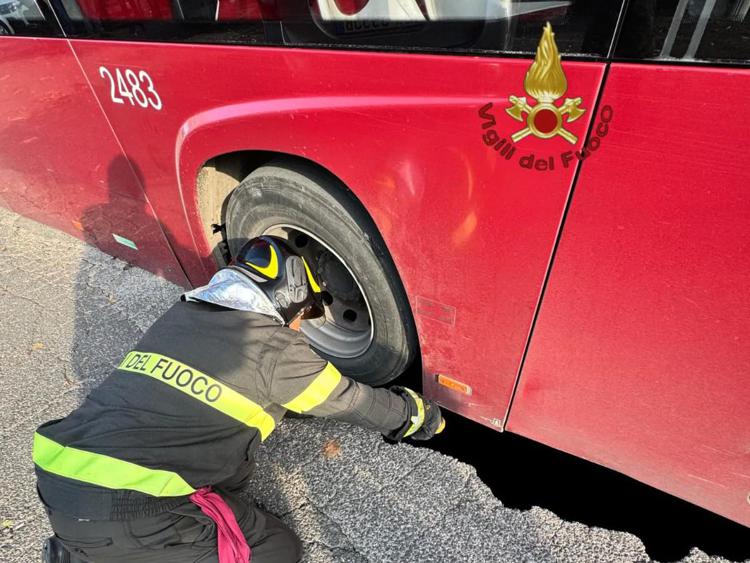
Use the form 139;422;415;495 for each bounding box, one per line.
225;159;417;385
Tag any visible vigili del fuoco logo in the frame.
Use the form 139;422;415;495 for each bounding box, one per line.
478;23;613;172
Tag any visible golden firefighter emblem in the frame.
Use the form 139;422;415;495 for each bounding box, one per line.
506;23;584;144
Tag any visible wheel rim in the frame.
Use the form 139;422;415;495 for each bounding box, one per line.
262;224;374;359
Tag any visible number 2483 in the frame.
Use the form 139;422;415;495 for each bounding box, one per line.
99;66;162;111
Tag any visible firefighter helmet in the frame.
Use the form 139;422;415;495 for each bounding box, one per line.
232;236;322;324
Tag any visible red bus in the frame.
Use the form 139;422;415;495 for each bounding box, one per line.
1;0;748;528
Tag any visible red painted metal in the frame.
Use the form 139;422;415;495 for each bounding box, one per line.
0;37;187;286
508;64;750;526
66;40;603;428
4;32;745;526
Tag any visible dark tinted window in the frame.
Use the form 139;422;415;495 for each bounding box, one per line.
616;0;750;64
55;0;624;58
0;0;60;36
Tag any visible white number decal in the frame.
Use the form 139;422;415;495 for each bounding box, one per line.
139;70;163;111
125;69;149;108
99;66;124;104
115;69;134;105
98;66;162;111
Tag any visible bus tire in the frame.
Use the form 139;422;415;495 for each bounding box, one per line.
225;159;417;386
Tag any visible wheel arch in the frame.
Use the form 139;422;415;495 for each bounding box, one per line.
194;149;421;372
195;150;385;265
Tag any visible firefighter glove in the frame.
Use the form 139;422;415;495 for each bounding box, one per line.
390;386;444;441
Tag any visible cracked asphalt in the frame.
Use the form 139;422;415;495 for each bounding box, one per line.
0;207;741;563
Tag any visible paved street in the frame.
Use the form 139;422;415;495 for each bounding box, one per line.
0;207;739;563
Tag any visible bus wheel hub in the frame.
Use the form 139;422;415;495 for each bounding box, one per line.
316;250;360;303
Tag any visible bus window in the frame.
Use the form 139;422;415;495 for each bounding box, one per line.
215;0;263;21
313;0;573;21
615;0;750;64
75;0;173;21
54;0;623;58
302;0;598;53
0;0;59;36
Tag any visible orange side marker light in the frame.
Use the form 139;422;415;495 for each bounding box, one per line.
436;374;472;396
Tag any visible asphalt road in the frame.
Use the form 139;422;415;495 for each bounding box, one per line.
0;207;740;563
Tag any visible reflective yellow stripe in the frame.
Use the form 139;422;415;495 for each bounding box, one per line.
436;418;446;434
118;351;275;440
282;362;342;413
33;433;195;497
245;244;279;279
402;387;425;437
301;257;322;293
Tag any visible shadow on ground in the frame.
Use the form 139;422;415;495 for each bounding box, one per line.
419;412;750;562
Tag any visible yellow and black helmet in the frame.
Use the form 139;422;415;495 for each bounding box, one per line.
232;236;321;324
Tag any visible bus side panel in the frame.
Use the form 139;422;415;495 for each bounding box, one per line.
0;37;188;286
509;64;750;526
69;40;604;425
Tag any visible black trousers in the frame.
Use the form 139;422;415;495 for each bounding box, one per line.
45;490;301;563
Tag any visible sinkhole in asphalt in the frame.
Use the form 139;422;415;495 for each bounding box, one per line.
416;411;749;562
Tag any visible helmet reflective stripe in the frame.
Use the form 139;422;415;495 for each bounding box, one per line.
118;350;276;440
301;257;322;294
244;239;279;279
33;432;195;497
282;362;342;413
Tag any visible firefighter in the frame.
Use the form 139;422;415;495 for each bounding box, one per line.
34;236;444;563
